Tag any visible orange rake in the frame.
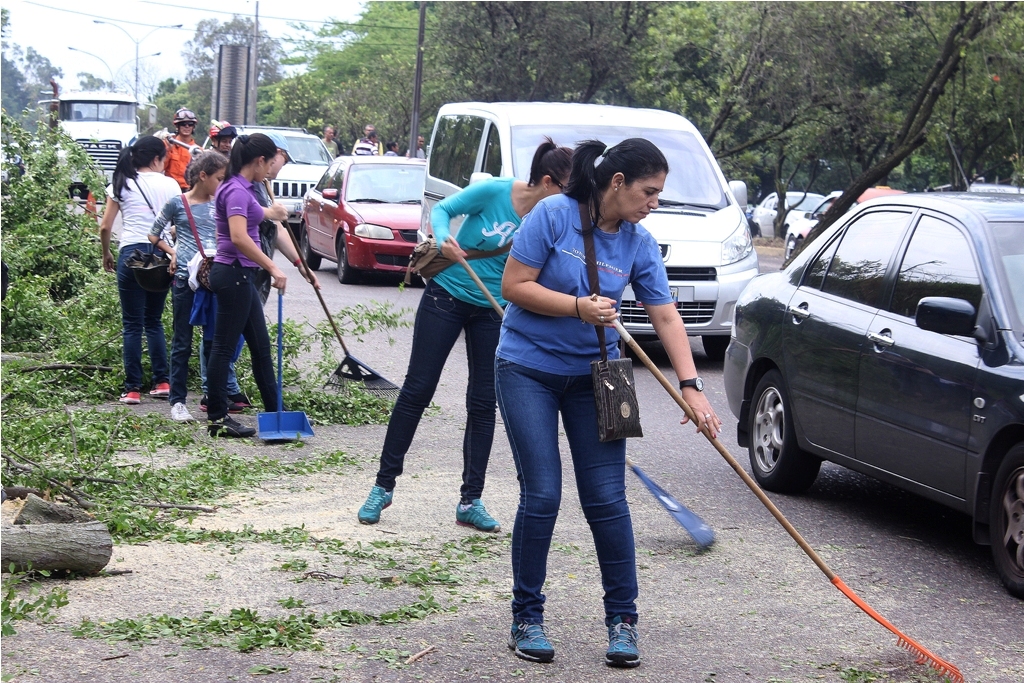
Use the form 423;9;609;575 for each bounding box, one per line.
612;320;964;683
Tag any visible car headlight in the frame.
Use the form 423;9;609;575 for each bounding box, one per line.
721;220;753;265
354;223;395;240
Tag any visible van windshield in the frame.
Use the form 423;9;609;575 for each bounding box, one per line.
282;136;333;165
511;125;729;209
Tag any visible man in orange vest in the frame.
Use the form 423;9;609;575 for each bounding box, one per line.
164;108;199;190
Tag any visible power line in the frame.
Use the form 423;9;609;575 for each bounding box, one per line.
140;0;432;31
24;1;195;32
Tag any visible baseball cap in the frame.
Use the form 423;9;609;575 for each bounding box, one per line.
266;132;292;162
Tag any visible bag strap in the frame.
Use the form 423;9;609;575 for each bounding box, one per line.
134;178;159;254
180;194;207;259
579;200;609;364
464;241;512;260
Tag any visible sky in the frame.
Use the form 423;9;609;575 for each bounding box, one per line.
5;0;366;98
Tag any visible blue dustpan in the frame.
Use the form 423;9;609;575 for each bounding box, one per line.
258;291;314;441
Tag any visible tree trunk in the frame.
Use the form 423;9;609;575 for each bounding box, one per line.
14;494;95;525
1;521;112;575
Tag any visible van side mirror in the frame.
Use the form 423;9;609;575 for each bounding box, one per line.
147;105;158;127
469;172;493;185
728;180;747;208
915;297;976;337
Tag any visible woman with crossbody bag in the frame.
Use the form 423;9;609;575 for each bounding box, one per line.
99;136;181;404
356;139;572;531
495;139;722;668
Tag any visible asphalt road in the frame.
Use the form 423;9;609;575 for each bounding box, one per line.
273;245;1023;682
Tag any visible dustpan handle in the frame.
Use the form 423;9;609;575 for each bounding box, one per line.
277;291;284;417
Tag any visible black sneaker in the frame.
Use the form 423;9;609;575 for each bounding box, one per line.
201;394;245;414
229;392;252;408
208;416;255;438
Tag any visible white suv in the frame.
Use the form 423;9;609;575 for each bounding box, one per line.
421;102;758;360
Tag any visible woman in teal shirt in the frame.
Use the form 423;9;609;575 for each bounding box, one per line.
357;139;571;532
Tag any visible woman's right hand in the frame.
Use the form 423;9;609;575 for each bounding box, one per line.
440;236;467;262
269;266;287;293
102;251;116;273
264;202;289;222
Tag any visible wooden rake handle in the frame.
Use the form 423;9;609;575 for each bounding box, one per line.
611;319;833;578
458;259;505;318
264;180;350;356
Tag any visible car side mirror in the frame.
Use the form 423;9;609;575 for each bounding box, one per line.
728;180;747;208
915;297;977;337
322;188;339;200
469;172;493;185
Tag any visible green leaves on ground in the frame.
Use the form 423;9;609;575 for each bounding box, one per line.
1;569;70;637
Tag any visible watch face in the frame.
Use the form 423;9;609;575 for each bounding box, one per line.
695;377;704;391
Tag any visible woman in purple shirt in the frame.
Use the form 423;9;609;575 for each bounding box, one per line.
206;133;309;437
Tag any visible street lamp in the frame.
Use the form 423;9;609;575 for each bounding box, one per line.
68;47;115;84
92;20;183;101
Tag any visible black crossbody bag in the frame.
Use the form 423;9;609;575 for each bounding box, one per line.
580;202;643;442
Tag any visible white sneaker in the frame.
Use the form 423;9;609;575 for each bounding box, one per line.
170;402;196;422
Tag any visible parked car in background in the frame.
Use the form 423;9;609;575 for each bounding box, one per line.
784;191;842;259
724;192;1024;598
751;191;824;239
422;101;757;360
300;156;425;284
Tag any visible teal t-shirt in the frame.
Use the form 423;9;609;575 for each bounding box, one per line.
431;177;521;308
497;194;673;376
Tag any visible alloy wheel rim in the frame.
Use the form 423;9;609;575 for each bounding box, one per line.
1001;466;1024;575
753;386;785;473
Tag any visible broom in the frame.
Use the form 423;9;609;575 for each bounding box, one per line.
268;181;401;400
611;319;964;683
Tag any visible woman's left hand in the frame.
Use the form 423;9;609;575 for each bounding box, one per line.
679;387;722;439
168;253;177;274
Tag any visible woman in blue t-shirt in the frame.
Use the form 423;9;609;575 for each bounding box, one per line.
496;139;722;668
357;139;572;533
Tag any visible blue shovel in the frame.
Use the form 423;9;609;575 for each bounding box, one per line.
258;291;314;441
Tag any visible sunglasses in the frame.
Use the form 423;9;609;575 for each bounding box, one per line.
178;122;196;127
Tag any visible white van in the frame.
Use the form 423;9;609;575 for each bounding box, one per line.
421;102;758;360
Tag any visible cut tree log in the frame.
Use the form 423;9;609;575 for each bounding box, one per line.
1;521;112;574
14;494;95;525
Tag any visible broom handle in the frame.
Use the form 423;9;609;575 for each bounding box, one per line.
459;259;505;317
264;180;351;356
612;320;834;579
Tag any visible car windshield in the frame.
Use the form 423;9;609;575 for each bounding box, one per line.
346;165;425;204
786;193;825;211
60;101;135;124
511;124;729;209
990;221;1024;339
283;136;333;165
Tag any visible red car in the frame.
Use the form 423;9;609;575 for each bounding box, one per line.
299;157;426;283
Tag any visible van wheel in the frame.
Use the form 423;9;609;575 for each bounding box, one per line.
748;370;821;493
300;224;321;271
990;443;1024;598
702;336;729;362
336;234;359;284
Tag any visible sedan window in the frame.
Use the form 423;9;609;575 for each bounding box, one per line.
890;216;982;319
820;211;910;307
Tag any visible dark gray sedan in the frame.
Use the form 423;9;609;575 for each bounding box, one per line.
724;193;1024;598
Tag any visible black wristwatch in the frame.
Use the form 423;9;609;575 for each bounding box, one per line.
679;377;704;392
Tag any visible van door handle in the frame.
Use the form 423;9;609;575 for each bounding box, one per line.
866;330;894;348
788;303;810;322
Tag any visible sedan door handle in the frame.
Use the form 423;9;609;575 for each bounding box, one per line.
788;304;810;321
866;330;895;348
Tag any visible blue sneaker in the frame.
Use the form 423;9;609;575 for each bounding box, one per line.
456;499;501;532
357;485;393;524
605;616;640;667
508;622;554;663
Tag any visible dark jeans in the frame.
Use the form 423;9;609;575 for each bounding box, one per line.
206;261;277;421
494;358;638;627
375;279;502;501
169;277;209;405
116;243;169;392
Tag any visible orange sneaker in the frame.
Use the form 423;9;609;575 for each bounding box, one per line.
149;382;170;397
119;391;141;404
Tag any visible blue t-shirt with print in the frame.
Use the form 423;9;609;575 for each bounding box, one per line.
497;194;672;376
150;195;218;278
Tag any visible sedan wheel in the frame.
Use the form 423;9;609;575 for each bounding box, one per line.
336;234;359;284
748;369;821;493
300;224;322;271
990;444;1024;598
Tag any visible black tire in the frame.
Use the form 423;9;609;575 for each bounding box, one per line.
748;369;821;493
254;220;277;305
990;444;1024;598
336;233;359;284
299;223;322;271
702;335;730;362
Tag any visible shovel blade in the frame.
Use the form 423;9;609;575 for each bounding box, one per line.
257;410;314;441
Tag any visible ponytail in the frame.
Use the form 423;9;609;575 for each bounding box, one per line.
527;137;572;188
226;133;277;180
565;138;668;228
112;135;166;201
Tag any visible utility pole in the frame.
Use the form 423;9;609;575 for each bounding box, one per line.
249;1;260;125
408;1;426;158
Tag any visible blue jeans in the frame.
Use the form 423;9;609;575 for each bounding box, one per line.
169;277;240;404
494;358;638;627
116;243;169;392
375;279;502;502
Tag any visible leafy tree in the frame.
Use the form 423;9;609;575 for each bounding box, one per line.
2;9;62;127
77;72;113;91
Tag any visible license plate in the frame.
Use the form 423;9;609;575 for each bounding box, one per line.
671;286;694;303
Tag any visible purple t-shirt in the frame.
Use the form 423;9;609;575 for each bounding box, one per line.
214;174;266;267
